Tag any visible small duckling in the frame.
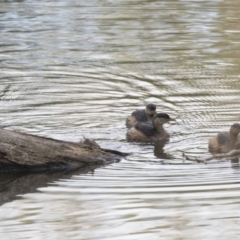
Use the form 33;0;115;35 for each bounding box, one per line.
126;103;157;128
208;123;240;153
126;113;172;142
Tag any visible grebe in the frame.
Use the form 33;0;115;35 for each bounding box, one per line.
126;113;172;142
126;103;157;128
208;123;240;153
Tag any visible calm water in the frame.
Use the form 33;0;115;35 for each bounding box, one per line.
1;0;240;239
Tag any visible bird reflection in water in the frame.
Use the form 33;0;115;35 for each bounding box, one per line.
153;139;173;160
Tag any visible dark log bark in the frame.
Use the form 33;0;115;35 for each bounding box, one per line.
0;128;127;173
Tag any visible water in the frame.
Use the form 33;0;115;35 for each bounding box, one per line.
1;0;240;239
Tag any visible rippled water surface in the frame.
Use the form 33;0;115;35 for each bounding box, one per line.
1;0;240;239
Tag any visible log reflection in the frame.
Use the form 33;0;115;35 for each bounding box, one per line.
0;165;98;206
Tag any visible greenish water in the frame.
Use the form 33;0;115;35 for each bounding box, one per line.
1;0;240;239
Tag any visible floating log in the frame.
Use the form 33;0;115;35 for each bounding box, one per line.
0;128;127;173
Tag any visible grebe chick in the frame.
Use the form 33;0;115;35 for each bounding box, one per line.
208;123;240;153
126;113;172;142
126;103;157;128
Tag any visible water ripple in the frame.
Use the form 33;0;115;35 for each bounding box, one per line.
1;0;240;239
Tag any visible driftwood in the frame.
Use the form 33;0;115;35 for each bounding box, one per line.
0;128;128;173
183;150;240;163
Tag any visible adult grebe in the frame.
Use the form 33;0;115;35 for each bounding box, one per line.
126;113;172;142
208;123;240;153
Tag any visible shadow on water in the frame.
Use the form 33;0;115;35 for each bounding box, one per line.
0;165;98;207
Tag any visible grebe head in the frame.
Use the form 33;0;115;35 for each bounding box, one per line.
230;123;240;135
145;103;157;116
152;113;172;127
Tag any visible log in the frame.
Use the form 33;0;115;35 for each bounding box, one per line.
0;128;128;173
